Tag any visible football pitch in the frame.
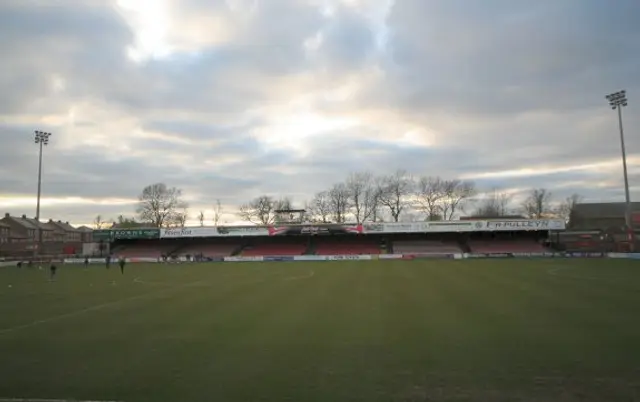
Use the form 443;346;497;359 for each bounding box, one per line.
1;259;639;402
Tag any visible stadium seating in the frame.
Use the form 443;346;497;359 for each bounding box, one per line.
176;242;240;257
242;241;308;256
392;240;461;254
314;237;381;255
113;241;177;258
468;240;546;253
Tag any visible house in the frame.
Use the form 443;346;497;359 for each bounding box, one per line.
0;213;37;242
21;215;55;241
44;220;66;242
76;226;94;242
0;221;10;244
47;219;82;242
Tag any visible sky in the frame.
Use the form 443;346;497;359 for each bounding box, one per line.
0;0;639;227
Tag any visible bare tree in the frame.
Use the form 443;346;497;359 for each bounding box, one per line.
328;183;350;223
441;180;476;220
93;215;106;229
114;215;139;228
238;195;291;225
136;183;187;228
345;171;379;223
557;193;583;223
521;188;553;218
370;176;386;222
198;211;205;226
306;191;332;223
378;170;413;222
175;208;188;228
212;199;223;226
473;188;514;217
414;176;445;221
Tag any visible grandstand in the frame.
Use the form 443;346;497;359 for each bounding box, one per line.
242;237;309;256
81;218;570;261
6;206;640;260
314;236;381;255
174;240;241;258
467;239;547;253
112;239;178;258
392;239;461;254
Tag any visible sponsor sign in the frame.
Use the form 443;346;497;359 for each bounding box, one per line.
363;222;428;234
485;220;565;231
608;253;628;259
412;253;454;259
293;255;326;261
161;226;269;238
63;257;158;263
427;221;477;231
223;256;264;262
64;258;106;263
465;253;513;258
378;254;404;260
263;256;295;262
361;220;565;233
325;255;371;260
216;226;271;236
128;257;160;263
563;252;605;258
627;253;640;259
268;224;362;236
511;252;558;258
112;228;160;240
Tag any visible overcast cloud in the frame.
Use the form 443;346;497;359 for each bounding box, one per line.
0;0;639;226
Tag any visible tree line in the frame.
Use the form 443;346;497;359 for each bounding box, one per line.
93;172;583;228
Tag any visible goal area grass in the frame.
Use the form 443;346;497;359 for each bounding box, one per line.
1;259;639;402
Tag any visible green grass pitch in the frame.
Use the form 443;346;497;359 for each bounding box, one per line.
1;259;639;402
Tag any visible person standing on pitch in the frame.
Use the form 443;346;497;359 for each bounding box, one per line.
84;256;89;269
105;254;111;269
118;256;126;274
49;260;57;281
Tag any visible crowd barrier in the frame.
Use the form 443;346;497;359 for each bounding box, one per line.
53;252;640;264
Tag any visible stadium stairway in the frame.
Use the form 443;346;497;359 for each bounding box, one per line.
305;238;315;255
458;238;471;253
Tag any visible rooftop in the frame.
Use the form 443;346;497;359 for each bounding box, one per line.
573;202;640;218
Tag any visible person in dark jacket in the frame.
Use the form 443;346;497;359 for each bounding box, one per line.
49;260;57;281
118;256;125;274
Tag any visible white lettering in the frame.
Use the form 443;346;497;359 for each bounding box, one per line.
486;220;550;229
164;229;192;236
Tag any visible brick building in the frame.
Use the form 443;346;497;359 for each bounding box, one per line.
0;221;10;244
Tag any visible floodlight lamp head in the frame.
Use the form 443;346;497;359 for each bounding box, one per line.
34;130;51;144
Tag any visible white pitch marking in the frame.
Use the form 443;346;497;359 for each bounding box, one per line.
0;281;202;335
283;269;315;281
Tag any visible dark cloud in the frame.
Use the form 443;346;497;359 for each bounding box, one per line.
381;0;640;116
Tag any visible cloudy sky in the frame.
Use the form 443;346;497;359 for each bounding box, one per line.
1;0;639;226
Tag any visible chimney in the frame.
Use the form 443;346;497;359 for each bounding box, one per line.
49;219;53;223
21;214;26;219
66;221;69;225
4;213;9;218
